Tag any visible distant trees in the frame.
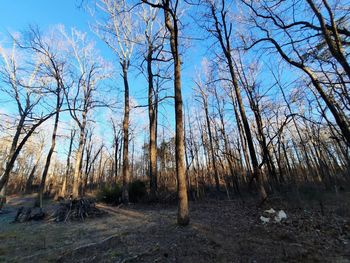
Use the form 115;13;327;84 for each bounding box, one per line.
240;0;350;146
0;0;349;226
60;128;76;197
194;70;220;192
0;26;110;204
202;0;267;201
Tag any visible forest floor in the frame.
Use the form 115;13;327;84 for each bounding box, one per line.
0;191;350;263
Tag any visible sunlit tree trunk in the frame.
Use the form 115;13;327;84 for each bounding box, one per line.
147;40;158;201
60;129;75;197
164;0;189;225
72;112;87;198
122;61;130;204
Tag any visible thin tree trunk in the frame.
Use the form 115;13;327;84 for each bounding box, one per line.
203;96;220;192
25;144;43;194
147;41;158;200
210;3;267;201
60;129;75;197
38;91;61;208
122;61;130;204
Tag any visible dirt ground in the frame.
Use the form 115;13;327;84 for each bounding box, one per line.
0;193;349;263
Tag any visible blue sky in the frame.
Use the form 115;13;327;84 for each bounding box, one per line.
0;0;208;159
0;0;90;32
0;0;207;105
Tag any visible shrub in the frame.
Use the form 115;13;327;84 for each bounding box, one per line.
96;181;147;204
128;180;147;203
96;184;121;204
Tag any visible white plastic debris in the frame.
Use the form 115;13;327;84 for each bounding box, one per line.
260;216;270;224
264;208;276;214
274;210;287;223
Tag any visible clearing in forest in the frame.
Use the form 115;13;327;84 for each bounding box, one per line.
0;193;349;263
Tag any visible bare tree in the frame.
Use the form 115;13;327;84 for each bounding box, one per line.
194;68;220;192
19;28;67;207
142;0;190;225
0;36;58;202
95;0;138;204
202;0;267;201
240;0;350;146
62;28;109;198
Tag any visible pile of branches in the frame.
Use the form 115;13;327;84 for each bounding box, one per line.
50;198;107;222
13;207;46;223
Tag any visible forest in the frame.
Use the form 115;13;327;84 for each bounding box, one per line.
0;0;349;262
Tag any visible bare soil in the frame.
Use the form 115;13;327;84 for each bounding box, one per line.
0;193;349;263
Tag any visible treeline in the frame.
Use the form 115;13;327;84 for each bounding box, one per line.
0;0;349;225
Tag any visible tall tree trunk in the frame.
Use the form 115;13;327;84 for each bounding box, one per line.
164;1;189;225
112;123;120;183
147;41;158;201
230;91;251;174
0;114;25;193
210;3;267;201
38;91;61;208
72;111;87;198
122;61;130;204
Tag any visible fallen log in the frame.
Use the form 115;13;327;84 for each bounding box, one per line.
13;207;46;223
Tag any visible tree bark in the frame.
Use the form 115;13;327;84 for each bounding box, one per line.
38;88;61;207
60;129;75;197
164;1;189;225
122;61;130;204
147;41;158;200
72;111;87;198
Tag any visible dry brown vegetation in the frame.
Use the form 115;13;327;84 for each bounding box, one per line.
0;0;350;261
0;190;349;263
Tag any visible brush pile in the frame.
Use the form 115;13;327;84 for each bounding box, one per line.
50;198;107;222
12;198;106;223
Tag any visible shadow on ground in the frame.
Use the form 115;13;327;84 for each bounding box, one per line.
0;194;349;262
